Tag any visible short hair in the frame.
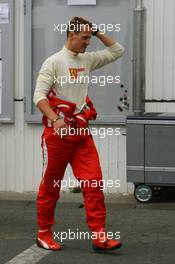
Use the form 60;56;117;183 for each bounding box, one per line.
67;16;92;38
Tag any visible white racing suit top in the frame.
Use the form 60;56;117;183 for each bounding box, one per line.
33;42;125;113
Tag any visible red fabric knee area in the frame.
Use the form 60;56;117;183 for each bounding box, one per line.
81;181;106;232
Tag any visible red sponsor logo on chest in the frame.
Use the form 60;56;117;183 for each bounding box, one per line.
69;67;85;79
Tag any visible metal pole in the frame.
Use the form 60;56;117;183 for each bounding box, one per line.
136;0;143;9
133;0;146;115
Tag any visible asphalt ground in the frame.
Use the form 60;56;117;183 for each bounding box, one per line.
0;191;175;264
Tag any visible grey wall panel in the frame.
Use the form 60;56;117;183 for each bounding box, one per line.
0;0;14;122
25;0;134;123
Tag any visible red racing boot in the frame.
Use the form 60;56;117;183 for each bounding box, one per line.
92;228;122;251
36;229;62;250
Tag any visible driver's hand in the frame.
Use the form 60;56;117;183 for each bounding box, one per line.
53;119;69;138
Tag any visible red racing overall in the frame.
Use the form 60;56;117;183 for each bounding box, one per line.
37;88;106;233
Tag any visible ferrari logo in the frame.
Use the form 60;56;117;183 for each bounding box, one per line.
69;67;85;79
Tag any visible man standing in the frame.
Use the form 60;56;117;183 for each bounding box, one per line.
33;17;124;251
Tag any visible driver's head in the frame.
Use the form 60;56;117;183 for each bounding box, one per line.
66;17;93;53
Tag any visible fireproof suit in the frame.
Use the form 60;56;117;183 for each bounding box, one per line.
38;88;106;232
33;42;125;233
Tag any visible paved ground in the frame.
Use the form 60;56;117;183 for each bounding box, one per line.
1;191;175;264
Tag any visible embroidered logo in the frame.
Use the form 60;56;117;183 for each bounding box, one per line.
69;67;85;79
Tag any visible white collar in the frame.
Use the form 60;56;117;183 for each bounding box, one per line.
62;46;79;57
